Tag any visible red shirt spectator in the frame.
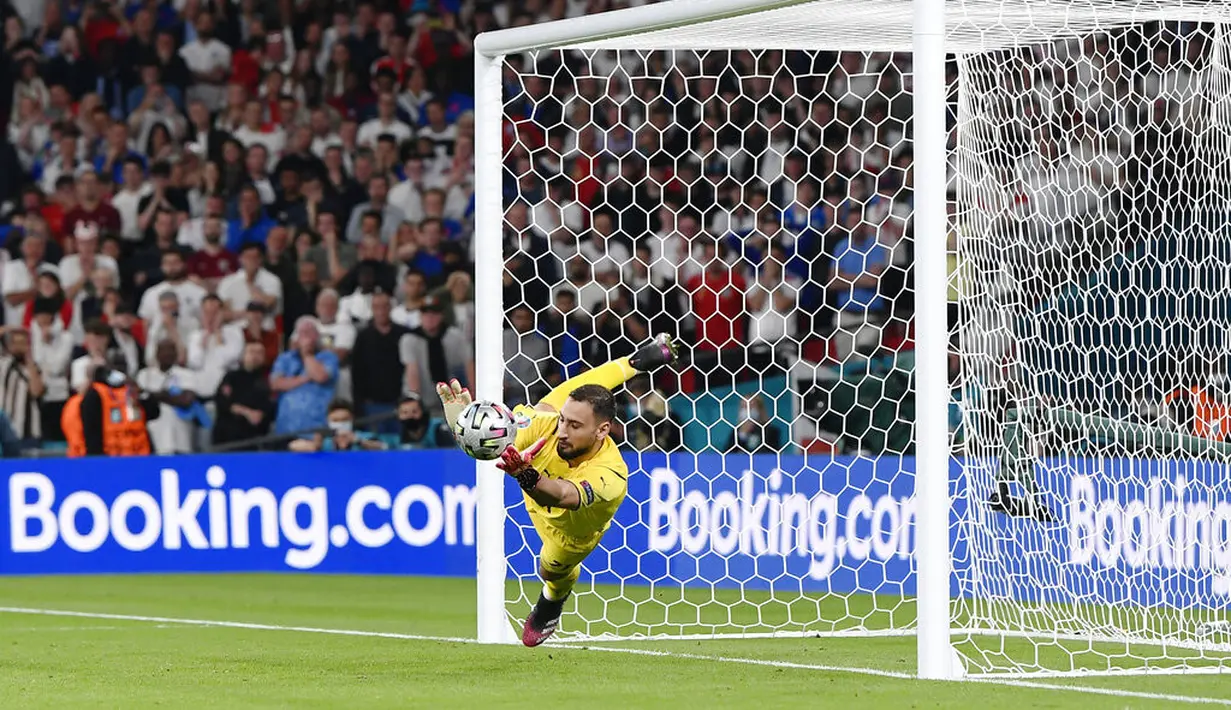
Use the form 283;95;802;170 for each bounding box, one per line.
686;261;747;352
188;246;239;284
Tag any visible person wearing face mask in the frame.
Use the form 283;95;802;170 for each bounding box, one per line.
289;399;385;452
394;391;449;450
62;354;158;457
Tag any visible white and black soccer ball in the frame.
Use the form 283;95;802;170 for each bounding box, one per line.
453;400;519;460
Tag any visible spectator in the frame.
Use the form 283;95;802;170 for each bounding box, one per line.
284;259;323;338
29;297;73;440
402;295;474;417
391;268;427;328
0;328;45;448
3;231;49;327
136;161;190;235
211;340;273;450
357;91;413;148
304;212;356;287
727;395;784;454
217;242;281;327
288;398;385;452
63;354;157;457
621;374;678;452
394;391;450;450
270;316;339;437
504;304;550;407
351;291;409;434
112;156;150;242
62;170;121;237
226;184;277;253
59;222;120;302
830;216;891;362
240;301;281;359
430;270;474;336
345;173;405;244
137;339;201;454
180;10;231;111
138;248;207;325
185;214;237;292
686;239;747;354
186;294;243;403
746;253;799;353
336;232;396;297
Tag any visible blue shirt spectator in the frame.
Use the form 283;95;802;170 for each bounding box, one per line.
271;321;340;436
227;186;277;253
833;233;892;314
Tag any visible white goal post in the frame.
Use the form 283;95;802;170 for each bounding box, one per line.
471;0;1231;680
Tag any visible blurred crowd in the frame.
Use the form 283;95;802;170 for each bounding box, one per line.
0;0;918;457
0;0;1210;459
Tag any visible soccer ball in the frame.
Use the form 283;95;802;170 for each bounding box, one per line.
453;401;519;460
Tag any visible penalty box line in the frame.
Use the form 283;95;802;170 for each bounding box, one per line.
1;606;1228;706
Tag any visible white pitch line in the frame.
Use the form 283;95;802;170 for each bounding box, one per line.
1;606;1229;706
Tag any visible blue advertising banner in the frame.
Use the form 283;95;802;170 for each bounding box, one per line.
3;451;1229;611
1;452;481;575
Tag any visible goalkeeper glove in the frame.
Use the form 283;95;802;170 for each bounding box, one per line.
436;378;472;429
497;438;548;491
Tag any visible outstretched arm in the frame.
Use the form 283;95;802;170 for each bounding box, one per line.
535;334;680;412
496;438;581;509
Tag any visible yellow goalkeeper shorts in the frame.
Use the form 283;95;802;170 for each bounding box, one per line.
530;510;601;576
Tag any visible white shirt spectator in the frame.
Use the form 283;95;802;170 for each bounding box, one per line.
179;37;232;110
388;180;424;225
138;280;209;324
69;354;104;393
58;254;120;291
30;320;74;402
186;323;245;398
391;304;422;330
318;318;356;353
144;313;201;365
356;117;413;149
110;184;151;242
180;37;232;76
137;365;198;454
338;291;373;326
177;217;230;251
232;126;286;170
311;133;341;157
1;259;36;328
532;197;585;238
217;269;283;328
417;123;457;160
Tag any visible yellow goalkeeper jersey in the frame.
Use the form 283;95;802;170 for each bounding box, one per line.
512;404;629;546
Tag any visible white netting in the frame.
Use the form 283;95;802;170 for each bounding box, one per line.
489;0;1231;678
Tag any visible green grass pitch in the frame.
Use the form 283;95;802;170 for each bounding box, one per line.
1;574;1228;708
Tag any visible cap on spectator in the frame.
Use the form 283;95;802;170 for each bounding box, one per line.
399;390;423;405
37;264;61;281
422;295;445;313
246;301;268;314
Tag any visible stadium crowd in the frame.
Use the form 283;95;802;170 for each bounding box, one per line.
0;0;924;457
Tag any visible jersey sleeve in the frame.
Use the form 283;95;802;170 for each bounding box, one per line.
513;404;556;451
569;457;629;510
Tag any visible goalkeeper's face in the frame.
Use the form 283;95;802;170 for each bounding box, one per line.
556;399;611;461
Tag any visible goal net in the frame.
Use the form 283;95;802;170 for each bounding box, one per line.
476;0;1231;679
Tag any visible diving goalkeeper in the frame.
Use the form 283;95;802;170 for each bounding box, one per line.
436;334;679;647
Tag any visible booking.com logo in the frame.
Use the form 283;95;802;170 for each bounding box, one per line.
7;468;478;569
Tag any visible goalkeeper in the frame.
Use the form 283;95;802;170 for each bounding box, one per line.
436;334;679;646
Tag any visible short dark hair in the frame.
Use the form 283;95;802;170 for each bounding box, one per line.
85;318;113;338
568;384;616;424
328;399;354;415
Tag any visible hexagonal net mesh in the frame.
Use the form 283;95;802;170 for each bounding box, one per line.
489;6;1231;677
